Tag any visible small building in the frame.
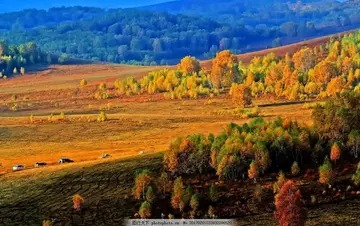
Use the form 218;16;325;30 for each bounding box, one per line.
58;158;74;164
12;165;25;171
34;162;47;168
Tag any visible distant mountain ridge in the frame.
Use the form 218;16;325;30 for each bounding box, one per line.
0;0;173;13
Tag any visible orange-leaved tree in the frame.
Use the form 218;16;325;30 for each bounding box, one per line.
274;180;307;226
171;177;185;212
248;160;259;182
330;142;341;164
133;169;152;200
229;83;252;107
210;50;239;88
177;56;201;75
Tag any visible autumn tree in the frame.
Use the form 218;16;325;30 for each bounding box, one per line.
158;172;171;195
230;83;252;107
254;184;264;203
319;158;333;184
146;186;155;203
347;130;359;159
326;77;346;96
171;177;185;211
210;50;240;88
330;142;341;164
248;160;259;182
190;193;200;211
133;169;152;200
352;162;360;186
292;47;316;73
255;145;271;174
291;161;300;176
273;171;286;194
178;56;201;75
310;60;336;84
139;201;151;219
274;180;307;226
72;194;84;211
209;184;219;202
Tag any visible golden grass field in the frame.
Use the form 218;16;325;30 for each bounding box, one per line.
0;63;314;175
0;33;359;225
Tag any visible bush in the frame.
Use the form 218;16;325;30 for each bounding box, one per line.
97;111;108;122
80;79;87;87
42;220;52;226
72;194;84;211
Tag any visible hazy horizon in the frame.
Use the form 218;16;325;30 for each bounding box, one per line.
0;0;174;13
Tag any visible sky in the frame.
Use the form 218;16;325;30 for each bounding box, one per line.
0;0;175;13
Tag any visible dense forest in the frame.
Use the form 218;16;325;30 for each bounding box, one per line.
0;0;359;65
130;89;360;221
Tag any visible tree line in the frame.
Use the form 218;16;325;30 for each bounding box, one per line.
113;31;360;102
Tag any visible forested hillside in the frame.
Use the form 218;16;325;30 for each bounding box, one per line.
0;0;358;65
0;8;252;65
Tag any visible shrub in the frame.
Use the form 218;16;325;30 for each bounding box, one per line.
352;162;360;186
133;169;152;200
97;111;108;122
274;180;307;226
59;112;65;120
80;79;87;87
319;158;333;184
29;114;34;123
138;201;151;219
42;220;52;226
72;194;84;211
209;184;219;202
291;161;300;176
